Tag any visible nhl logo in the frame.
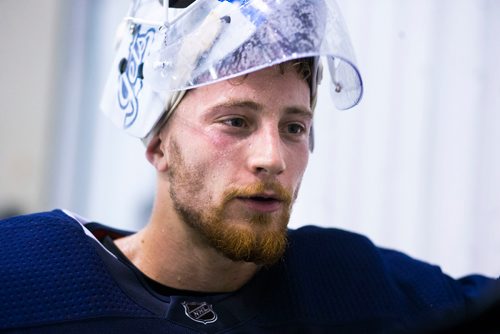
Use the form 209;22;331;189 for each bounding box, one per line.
182;301;218;325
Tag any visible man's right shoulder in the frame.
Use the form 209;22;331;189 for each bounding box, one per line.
0;210;154;331
0;209;82;230
0;209;89;263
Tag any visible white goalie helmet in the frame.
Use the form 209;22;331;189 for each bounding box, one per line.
100;0;363;146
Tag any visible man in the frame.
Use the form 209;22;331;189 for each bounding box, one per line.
0;0;497;333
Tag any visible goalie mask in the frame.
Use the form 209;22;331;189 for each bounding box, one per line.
100;0;363;142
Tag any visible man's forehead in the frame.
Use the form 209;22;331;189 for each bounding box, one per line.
186;66;310;105
158;65;312;138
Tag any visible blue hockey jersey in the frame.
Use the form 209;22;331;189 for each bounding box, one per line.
0;210;495;333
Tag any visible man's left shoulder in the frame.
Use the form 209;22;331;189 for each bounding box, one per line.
287;225;378;257
285;225;496;313
285;225;468;285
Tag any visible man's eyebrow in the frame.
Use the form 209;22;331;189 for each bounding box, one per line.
209;100;262;112
284;106;314;119
208;100;313;118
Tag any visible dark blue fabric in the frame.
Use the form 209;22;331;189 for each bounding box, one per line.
0;210;495;333
0;211;153;330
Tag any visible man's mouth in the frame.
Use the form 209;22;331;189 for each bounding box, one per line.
236;194;283;213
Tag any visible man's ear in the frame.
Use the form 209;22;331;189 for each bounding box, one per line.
146;133;169;172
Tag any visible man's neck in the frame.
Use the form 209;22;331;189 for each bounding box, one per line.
114;202;260;293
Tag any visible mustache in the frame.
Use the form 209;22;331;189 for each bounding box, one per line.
223;182;293;205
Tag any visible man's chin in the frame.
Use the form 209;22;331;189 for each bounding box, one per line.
173;194;290;265
206;221;288;265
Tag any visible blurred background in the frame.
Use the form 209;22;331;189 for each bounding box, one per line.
1;0;499;278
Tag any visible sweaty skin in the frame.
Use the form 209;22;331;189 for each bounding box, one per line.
116;65;311;293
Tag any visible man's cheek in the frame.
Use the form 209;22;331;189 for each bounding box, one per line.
177;118;244;153
203;128;248;151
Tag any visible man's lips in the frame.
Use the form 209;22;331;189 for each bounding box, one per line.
235;194;284;213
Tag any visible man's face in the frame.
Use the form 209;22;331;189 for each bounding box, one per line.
160;65;311;265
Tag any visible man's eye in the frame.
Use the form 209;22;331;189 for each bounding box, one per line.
222;118;247;128
287;123;305;134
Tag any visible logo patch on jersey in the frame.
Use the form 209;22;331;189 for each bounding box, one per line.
182;301;218;324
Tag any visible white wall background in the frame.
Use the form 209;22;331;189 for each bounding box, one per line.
1;0;499;278
294;0;500;278
0;0;62;215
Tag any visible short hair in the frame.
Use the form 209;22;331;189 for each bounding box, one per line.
280;58;313;83
228;57;314;91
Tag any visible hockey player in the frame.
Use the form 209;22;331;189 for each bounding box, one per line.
0;0;497;333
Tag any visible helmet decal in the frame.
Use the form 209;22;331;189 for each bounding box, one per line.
117;25;156;129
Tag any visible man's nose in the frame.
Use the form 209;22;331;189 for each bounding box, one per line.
246;127;286;176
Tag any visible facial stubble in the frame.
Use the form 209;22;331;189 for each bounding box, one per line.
167;140;292;265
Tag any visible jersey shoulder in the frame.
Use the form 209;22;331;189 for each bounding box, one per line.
279;226;487;328
0;210;151;330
